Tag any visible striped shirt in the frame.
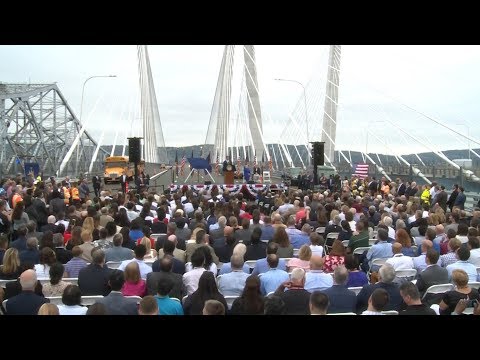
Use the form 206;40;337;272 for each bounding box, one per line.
64;257;88;278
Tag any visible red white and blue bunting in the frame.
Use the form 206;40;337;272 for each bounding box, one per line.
169;183;288;197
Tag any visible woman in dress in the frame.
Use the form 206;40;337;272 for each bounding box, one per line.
42;262;69;297
439;269;480;315
323;239;345;273
121;261;147;297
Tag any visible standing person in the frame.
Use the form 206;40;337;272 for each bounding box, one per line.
120;173;128;194
92;174;101;198
446;184;459;212
79;179;90;203
243;164;251;183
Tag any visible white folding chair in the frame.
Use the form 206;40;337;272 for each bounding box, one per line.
63;278;78;286
46;296;64;305
348;286;363;296
381;310;399;315
261;239;270;244
125;295;142;304
315;227;326;235
421;283;455;301
368;239;377;246
468;282;480;290
39;278;51;286
2;299;8;311
353;246;371;256
182;295;188;304
106;261;122;269
327;312;357;315
245;260;257;270
324;232;340;255
395;269;417;281
171;297;181;302
81;295;104;306
0;279;17;288
293;249;300;257
342;240;349;248
224;295;239;310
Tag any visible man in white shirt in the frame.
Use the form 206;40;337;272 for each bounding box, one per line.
386;243;414;271
182;247;206;295
118;244;152;279
468;236;480;267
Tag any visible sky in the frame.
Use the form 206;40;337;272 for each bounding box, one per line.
1;45;480;155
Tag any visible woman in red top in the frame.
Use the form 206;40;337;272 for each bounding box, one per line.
323;239;345;273
121;261;147;297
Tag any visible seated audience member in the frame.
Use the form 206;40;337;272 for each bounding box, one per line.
361;288;390;315
304;255;333;293
260;254;290;296
251;242;287;276
439;269;480;315
85;303;108;315
263;295;286;315
6;269;49;315
273;268;311;315
95;270;138;315
104;234;134;263
154;277;184;315
416;249;448;301
230;275;264;315
323;239;345;273
309;232;324;257
37;303;59;315
147;255;185;299
217;254;250;296
322;265;357;314
138;295;159;315
78;249;111;296
64;246;88;278
287;245;312;272
121;261;147;297
202;299;226;315
57;285;88;315
183;271;227;315
309;291;329;315
42;262;69;297
399;281;436;315
0;248;22;280
345;254;368;288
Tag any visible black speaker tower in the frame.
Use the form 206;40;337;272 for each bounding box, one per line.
128;137;142;185
311;141;325;186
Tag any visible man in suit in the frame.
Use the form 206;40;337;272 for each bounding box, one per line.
185;229;219;265
146;255;185;299
78;249;111;296
156;235;186;264
120;173;128;194
368;177;378;196
53;233;72;264
432;185;448;213
396;178;406;197
92;174;101;198
104;233;134;263
321;265;357;314
5;269;49;315
96;270;138;315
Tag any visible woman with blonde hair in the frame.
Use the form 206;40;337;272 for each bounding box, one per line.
139;235;157;259
0;248;21;279
66;226;83;251
81;216;95;236
287;245;312;272
439;269;480;315
121;261;147;297
329;210;339;225
38;303;59;315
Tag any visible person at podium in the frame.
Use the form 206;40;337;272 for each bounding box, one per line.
222;156;236;184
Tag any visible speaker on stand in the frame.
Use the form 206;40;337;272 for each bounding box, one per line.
311;141;325;186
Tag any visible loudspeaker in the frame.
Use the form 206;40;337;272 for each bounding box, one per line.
128;138;141;163
311;142;325;166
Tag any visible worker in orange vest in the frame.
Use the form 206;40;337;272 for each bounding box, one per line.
62;181;71;205
70;183;80;206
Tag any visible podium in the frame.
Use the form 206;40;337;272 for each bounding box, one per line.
224;171;234;185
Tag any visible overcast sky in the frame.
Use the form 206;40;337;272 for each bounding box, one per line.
1;45;479;155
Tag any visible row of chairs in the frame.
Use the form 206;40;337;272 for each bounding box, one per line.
0;278;78;288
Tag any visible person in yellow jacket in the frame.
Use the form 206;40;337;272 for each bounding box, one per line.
420;184;431;207
62;181;71;205
70;183;80;206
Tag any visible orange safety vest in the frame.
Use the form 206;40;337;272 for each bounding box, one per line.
71;187;80;201
12;193;22;209
63;186;71;204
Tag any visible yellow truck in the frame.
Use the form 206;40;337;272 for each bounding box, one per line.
103;156;145;184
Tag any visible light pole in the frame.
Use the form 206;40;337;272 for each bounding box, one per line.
76;75;116;176
456;123;470;160
79;75;117;122
275;78;309;166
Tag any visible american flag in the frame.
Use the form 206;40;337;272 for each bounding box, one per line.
215;152;220;175
180;154;186;175
353;163;369;179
